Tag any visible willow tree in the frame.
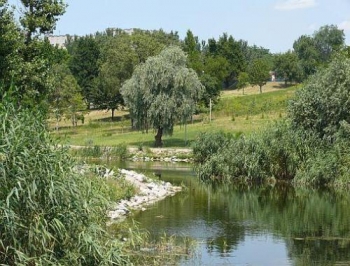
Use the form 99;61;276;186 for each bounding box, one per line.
121;46;204;147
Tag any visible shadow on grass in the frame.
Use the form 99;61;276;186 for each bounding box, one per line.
95;114;131;123
272;83;298;89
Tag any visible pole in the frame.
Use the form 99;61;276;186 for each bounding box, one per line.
209;98;212;123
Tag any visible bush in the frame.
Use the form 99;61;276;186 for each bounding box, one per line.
193;121;323;184
192;131;233;164
0;102;127;265
288;55;350;139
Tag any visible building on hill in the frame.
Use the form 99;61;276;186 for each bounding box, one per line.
47;29;139;48
48;35;68;49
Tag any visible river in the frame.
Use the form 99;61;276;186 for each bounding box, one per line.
113;161;350;266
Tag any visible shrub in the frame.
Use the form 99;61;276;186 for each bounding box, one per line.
111;143;129;160
0;101;127;265
193;121;323;184
192;131;233;164
288;55;350;139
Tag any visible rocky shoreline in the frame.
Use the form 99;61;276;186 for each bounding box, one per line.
108;169;182;221
128;147;193;163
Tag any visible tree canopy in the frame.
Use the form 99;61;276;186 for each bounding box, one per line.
288;55;350;139
274;51;302;84
248;58;271;93
121;46;203;147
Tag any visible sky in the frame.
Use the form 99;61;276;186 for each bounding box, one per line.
9;0;350;53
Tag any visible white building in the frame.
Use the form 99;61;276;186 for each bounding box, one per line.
47;35;68;49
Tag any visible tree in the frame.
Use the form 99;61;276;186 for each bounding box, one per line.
0;0;67;108
237;72;249;95
274;51;302;85
248;59;270;93
19;0;66;43
293;25;345;80
0;1;23;88
68;36;100;106
62;75;86;127
314;25;345;63
216;33;245;88
293;35;319;79
90;30;169;119
121;46;204;147
288;55;350;139
183;29;203;72
49;64;86;128
200;55;229;105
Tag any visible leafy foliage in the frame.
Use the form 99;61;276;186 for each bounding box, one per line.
0;97;128;265
194;54;350;187
288;55;350;139
68;36;100;105
193;121;322;184
0;2;23;87
293;25;345;80
49;64;86;128
274;51;302;84
121;46;204;147
248;58;271;93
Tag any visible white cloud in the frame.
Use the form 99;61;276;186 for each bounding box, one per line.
338;20;350;31
274;0;317;10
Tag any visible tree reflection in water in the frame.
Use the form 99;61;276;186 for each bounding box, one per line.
120;163;350;265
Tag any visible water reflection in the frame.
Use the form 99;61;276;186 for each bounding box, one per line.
110;161;350;265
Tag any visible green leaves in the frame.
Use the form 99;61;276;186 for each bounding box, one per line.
19;0;67;42
248;58;271;93
121;46;204;146
0;102;126;264
288;55;350;139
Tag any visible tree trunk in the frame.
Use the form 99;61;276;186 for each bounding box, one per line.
154;127;163;147
111;108;115;121
259;85;262;93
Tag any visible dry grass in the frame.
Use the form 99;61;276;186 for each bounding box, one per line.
49;109;129;128
222;81;296;97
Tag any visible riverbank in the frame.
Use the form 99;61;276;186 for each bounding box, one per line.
69;145;194;162
108;168;182;221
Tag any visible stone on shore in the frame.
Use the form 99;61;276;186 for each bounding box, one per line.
108;169;182;221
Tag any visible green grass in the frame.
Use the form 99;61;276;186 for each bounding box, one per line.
216;85;298;117
51;84;298;148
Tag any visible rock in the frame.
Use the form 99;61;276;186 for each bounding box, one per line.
108;169;182;221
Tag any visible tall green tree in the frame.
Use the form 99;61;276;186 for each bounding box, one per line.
49;64;86;128
216;34;246;88
293;35;319;79
200;55;229;105
183;29;203;72
293;25;345;80
19;0;66;43
248;58;271;93
121;46;204;147
274;51;302;85
0;0;67;107
237;72;249;95
68;36;100;106
314;25;345;63
92;30;168;119
288;55;350;139
0;1;23;88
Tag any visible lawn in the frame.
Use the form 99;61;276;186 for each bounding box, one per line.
51;82;298;148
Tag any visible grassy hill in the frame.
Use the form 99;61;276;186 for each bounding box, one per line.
51;82;298;148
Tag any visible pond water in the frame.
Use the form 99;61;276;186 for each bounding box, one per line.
114;161;350;266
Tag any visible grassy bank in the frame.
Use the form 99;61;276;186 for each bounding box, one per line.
51;82;298;148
